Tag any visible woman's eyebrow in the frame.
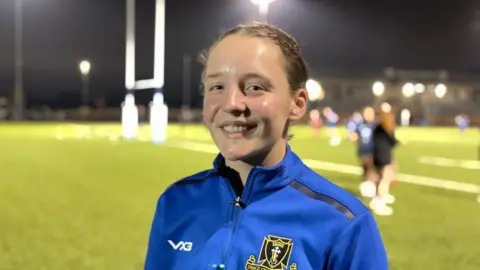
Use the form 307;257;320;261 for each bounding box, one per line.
240;72;272;86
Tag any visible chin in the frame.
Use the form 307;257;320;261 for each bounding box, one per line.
218;142;273;166
219;144;254;162
210;128;274;164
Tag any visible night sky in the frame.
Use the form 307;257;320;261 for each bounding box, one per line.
0;0;478;108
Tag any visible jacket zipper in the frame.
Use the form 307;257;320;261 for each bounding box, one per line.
222;172;256;268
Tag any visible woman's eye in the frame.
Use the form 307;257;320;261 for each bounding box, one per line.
209;85;224;91
245;85;265;92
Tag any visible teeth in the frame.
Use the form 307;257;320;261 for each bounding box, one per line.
222;125;248;132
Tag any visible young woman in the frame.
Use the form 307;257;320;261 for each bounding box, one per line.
346;111;362;142
145;22;388;270
322;106;341;146
370;103;399;216
355;107;379;198
309;109;322;137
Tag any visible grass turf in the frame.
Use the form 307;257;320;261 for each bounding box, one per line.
0;123;479;270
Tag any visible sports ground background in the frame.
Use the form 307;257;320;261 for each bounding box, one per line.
1;123;479;270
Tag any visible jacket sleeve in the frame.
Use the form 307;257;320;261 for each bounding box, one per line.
388;131;399;147
144;194;166;270
327;212;389;270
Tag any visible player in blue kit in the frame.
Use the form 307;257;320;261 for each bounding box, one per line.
144;22;388;270
346;111;363;142
323;107;341;145
352;107;378;198
455;114;469;134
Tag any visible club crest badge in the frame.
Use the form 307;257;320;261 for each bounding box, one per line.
245;235;296;270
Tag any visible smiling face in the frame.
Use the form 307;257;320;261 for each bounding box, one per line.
202;34;307;165
363;107;375;123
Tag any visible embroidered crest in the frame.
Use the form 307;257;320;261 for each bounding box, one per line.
245;235;296;270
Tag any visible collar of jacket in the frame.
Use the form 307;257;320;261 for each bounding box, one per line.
210;144;303;203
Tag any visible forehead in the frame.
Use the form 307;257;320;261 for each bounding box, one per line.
205;34;286;77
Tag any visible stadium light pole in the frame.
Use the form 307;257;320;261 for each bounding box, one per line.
79;60;91;107
381;102;391;113
402;82;415;98
250;0;278;21
182;54;192;109
372;81;384;107
372;81;385;97
434;83;447;99
306;79;324;110
13;0;24;120
414;83;425;94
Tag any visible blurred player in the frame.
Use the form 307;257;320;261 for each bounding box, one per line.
309;109;322;136
323;107;340;145
346;111;363;142
455;114;469;134
369;103;399;216
354;107;378;199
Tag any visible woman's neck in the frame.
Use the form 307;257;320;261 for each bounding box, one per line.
225;140;287;185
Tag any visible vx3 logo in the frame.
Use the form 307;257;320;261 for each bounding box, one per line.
168;240;193;252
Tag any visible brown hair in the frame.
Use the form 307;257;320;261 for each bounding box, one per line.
380;109;396;133
199;21;309;95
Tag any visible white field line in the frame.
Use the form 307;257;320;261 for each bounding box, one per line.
52;125;480;195
166;141;480;194
418;156;480;170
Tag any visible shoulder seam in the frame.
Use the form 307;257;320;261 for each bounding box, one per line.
288;179;355;221
166;169;214;191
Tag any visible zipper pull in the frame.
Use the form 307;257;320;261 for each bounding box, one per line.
210;264;225;269
231;196;246;208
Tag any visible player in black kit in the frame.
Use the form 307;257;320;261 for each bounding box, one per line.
369;103;399;216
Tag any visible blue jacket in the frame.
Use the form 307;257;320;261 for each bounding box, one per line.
145;145;389;270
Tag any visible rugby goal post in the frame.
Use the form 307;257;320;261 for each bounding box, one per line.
125;0;165;91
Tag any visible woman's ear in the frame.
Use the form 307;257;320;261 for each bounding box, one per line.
289;88;308;122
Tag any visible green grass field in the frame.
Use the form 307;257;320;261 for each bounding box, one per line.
1;123;479;270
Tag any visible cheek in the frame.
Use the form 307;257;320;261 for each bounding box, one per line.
255;101;276;116
202;97;218;123
253;98;290;119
